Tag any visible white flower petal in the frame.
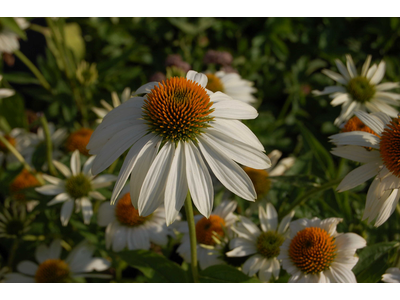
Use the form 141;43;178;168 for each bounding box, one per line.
89;191;106;201
211;100;258;120
91;174;117;189
321;69;348;85
97;202;115;227
312;86;347;96
242;254;264;276
81;197;93;225
335;233;366;252
186;70;207;88
374;188;400;227
331;146;381;163
81;258;110;272
3;273;35;283
82;156;96;176
329;131;380;149
48;239;62;259
355;110;385;135
277;211;295;234
369;61;386;85
335;59;351;80
35;244;50;264
259;203;277;232
42;174;63;185
60;199;74;226
375;82;400;91
345;55;357;78
128;227;151;250
48;193;71;206
329;262;357;283
112;225;128;252
53;160;72;178
361;55;372;77
17;261;38;276
337;162;380;192
258;259;273;282
36;184;65;196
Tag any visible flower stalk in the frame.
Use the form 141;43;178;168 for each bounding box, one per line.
39;114;57;176
184;192;199;283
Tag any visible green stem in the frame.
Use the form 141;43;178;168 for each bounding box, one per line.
107;158;119;174
280;178;342;216
14;50;51;91
7;238;19;270
184;192;199;283
40;114;57;176
0;135;45;185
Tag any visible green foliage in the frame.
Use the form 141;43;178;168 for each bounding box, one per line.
199;265;260;283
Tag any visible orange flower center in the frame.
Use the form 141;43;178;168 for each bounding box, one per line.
115;193;151;226
0;134;16;153
10;169;40;202
66;128;93;156
243;167;270;198
35;259;71;283
195;215;225;246
380;117;400;177
205;73;224;93
143;77;214;142
289;227;337;274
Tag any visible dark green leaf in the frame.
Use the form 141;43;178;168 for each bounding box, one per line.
199;264;260;283
2;72;40;85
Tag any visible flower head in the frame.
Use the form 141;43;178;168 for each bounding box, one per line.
0;203;35;239
313;55;400;126
35;150;116;226
176;200;237;269
226;203;294;282
330;111;400;226
278;217;366;283
88;70;270;225
3;239;110;283
97;186;172;252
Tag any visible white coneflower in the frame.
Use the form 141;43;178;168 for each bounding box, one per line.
226;203;294;282
205;71;257;105
92;87;131;123
278;217;366;283
88;70;270;225
176;200;237;269
0;128;34;166
0;18;29;54
382;268;400;283
3;239;110;283
0;203;35;239
330;111;400;226
313;54;400;126
97;186;173;252
35;150;116;226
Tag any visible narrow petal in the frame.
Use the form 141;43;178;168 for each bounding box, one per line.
258;259;273;282
369;61;386;85
91;174;117;189
82;156;96;176
366;64;378;80
165;142;188;225
81;197;93;225
312;86;347;96
361;55;372;77
374;188;400;227
242;254;264;276
345;55;357;78
259;203;277;232
89;191;106;201
321;69;348;85
211;100;258;120
329;131;380;149
330;93;350;107
138;141;175;216
331;145;381;163
335;59;351;80
70;150;81;175
42;174;63;185
48;193;71;206
184;141;213;218
337;162;380;192
375;82;400;91
277;211;295;234
36;184;65;196
35;244;50;264
17;261;38;276
198;136;256;201
53;160;71;178
60;199;74;226
49;239;62;259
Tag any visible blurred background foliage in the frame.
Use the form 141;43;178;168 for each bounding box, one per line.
1;17;400;282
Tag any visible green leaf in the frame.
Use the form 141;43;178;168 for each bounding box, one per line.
2;72;40;85
353;241;400;283
199;265;260;283
64;23;85;62
0;93;28;129
0;17;27;40
31;142;46;171
119;250;189;283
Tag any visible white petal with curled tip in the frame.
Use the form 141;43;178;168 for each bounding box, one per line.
81;258;110;272
277;211;295;234
337;162;380;192
186;70;207;88
60;199;74;226
330;93;350;107
138;141;175;216
48;193;71;206
135;82;159;95
91;124;148;175
36;184;65;196
165;142;188;225
70;150;81;175
184;141;213;218
211;100;258;120
204;129;270;169
209;119;264;152
374;188;400;227
321;69;348;85
17;261;38;276
53;160;72;178
198;136;256;201
335;233;366;252
110;133;154;205
42;174;63;185
259;203;278;232
329;131;380;149
129;135;162;208
81;197;93;225
370;61;386;85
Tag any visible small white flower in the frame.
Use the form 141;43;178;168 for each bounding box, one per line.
88;70;270;226
313;54;400;126
226;203;294;282
205;71;257;105
0;18;29;54
176;200;237;270
382;268;400;283
35;150;116;226
278;217;366;283
330;111;400;226
92;87;131;123
3;239;110;283
97;185;173;252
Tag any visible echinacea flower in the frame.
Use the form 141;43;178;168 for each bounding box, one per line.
0;18;29;54
176;200;237;269
88;70;270;225
313;55;400;126
65;128;93;156
0;203;36;239
382;268;400;283
97;185;172;252
3;239;110;283
205;71;257;105
278;217;366;283
330;111;400;226
226;203;294;282
92;87;131;123
35;150;116;226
